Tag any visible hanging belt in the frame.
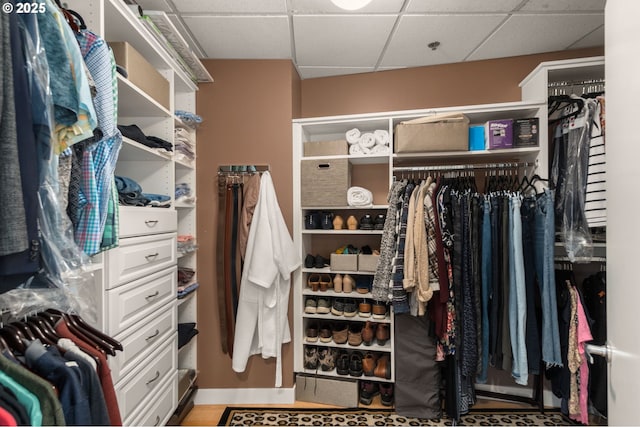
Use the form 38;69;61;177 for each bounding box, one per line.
216;175;229;355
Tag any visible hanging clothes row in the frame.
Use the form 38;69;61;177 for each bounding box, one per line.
549;92;606;262
0;0;121;321
374;163;563;421
0;309;122;426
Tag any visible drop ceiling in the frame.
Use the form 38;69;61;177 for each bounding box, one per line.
134;0;605;79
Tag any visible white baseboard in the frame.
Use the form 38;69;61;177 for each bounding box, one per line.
194;387;296;405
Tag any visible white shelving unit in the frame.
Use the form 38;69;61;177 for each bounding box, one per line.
66;0;209;424
292;99;547;407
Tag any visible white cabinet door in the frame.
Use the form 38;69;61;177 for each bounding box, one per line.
605;1;640;424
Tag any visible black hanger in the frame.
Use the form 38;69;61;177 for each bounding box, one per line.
0;325;27;354
67;9;87;30
45;309;117;356
69;313;123;351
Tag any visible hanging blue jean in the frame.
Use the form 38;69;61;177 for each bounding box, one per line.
535;189;562;367
477;197;491;383
520;196;541;374
508;195;528;385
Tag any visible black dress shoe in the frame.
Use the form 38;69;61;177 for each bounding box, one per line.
305;254;315;269
336;351;350;375
314;254;329;268
374;213;386;230
349;351;363;377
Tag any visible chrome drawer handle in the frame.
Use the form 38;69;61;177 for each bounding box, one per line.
145;253;159;261
145;291;160;300
145;329;160;341
145;220;159;226
146;370;160;385
154;416;160;426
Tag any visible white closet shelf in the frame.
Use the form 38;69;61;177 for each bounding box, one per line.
303;313;392;324
175;202;196;209
117;75;172;118
302;229;383;235
302;267;376;276
302;288;373;299
120;137;173;161
177;291;197;306
299;368;394;383
393;146;540;163
303;339;392;353
302;205;389;210
175;158;195;169
104;0;197;92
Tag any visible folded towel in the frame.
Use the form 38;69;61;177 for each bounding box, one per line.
371;144;390;154
359;132;376;148
346;128;361;145
348;186;373;207
374;129;390;146
349;143;364;155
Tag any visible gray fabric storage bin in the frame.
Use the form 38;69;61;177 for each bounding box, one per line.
330;254;358;271
303;140;348;157
295;374;358;407
301;159;351;207
358;254;380;272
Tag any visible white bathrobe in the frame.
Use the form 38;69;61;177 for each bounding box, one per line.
231;172;300;387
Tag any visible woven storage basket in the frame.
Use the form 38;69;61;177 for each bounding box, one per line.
301;159;351;207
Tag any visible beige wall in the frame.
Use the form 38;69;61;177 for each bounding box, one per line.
196;59;299;388
195;47;603;390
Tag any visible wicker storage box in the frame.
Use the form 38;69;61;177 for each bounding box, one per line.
303;140;349;157
330;254;358;271
395;113;469;153
301;159;351;207
296;374;358;407
358;254;380;272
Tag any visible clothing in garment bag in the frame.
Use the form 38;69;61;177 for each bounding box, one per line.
232;172;300;387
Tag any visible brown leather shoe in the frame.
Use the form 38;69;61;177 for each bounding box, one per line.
361;321;376;346
358;301;372;318
372;301;387;319
375;323;390;346
319;323;332;343
348;323;363;346
362;352;378;376
332;322;348;345
374;354;391;379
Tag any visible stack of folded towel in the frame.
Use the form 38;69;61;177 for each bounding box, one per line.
345;128;391;156
174;127;196;165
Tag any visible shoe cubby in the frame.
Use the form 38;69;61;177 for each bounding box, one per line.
359;379;395;408
302;345;394;383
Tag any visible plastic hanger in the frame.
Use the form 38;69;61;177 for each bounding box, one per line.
69;313;123;351
45;309;117;356
0;325;27;354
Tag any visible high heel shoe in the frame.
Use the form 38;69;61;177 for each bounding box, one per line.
307;274;321;292
333;274;343;293
319;274;332;292
347;215;358;230
332;215;344;230
342;274;354;293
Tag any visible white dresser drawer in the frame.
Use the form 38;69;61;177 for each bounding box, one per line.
117;335;177;422
106;266;176;336
107;233;176;288
127;372;177;427
119;207;177;238
111;303;177;384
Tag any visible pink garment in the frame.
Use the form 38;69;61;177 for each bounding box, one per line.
570;295;594;425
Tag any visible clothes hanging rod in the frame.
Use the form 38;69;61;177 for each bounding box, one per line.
218;164;270;174
392;160;537;173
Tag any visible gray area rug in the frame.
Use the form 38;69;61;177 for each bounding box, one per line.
217;407;572;426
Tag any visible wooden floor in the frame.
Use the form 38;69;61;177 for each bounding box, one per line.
180;397;531;426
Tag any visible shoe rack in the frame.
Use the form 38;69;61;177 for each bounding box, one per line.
293;116;396;407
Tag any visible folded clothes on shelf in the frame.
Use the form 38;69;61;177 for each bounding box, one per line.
177;282;199;299
175;110;202;128
175;183;196;204
118;124;173;152
177;234;197;255
115;175;171;208
177;322;199;348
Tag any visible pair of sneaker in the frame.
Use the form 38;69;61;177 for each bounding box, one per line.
359;213;386;230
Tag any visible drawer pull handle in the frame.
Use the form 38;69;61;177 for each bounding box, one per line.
154;416;160;426
146;370;160;385
145;253;159;261
145;220;159;226
145;291;160;300
145;329;160;341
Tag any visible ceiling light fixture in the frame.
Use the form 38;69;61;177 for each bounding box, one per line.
330;0;373;11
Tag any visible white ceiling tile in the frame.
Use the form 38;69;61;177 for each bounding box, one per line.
569;25;604;49
293;15;397;67
291;0;404;14
468;13;604;61
380;14;506;68
183;16;291;59
406;0;522;13
174;0;287;13
298;66;375;79
136;0;173;13
519;0;606;12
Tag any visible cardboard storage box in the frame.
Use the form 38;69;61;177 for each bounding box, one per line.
395;113;469;153
301;159;351;207
296;374;358;407
358;254;380;272
109;42;170;110
485;119;513;150
330;254;358;271
303;140;348;157
513;118;539;147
